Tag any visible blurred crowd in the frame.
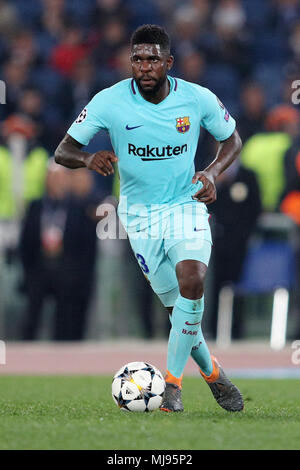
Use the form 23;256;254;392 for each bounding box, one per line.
0;0;300;152
0;0;300;341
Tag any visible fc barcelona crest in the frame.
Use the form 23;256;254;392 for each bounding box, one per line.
176;116;190;133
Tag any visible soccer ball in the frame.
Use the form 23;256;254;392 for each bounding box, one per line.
112;361;165;412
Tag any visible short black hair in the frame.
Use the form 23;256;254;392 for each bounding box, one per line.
130;24;171;53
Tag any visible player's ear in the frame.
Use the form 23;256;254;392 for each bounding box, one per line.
166;55;174;71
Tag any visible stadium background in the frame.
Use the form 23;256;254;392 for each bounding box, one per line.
0;0;300;377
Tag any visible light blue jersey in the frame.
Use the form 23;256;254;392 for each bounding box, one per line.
67;76;236;231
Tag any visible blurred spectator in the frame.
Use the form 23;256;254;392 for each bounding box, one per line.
58;57;99;121
7;29;40;68
2;83;61;154
20;161;70;340
238;82;267;142
0;0;297;162
171;5;204;58
38;0;67;32
110;44;132;81
0;114;48;220
280;131;300;338
20;162;99;340
10;0;43;29
280;137;300;226
191;0;211;24
241;105;300;211
43;0;65;16
269;0;300;34
0;0;19;40
158;0;211;30
34;0;67;59
14;85;64;154
91;0;129;28
62;167;100;340
208;160;262;338
213;0;246;37
126;0;163;30
50;24;91;77
208;0;251;78
92;18;127;70
1;60;31;118
289;20;300;64
178;50;208;85
15;88;55;152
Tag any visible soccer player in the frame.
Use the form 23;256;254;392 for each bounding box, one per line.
55;25;244;413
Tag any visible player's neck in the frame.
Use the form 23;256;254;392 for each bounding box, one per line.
139;79;170;105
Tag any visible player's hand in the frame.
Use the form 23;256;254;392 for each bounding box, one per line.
192;171;216;204
85;151;118;176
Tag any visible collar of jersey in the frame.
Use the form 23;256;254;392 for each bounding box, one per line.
131;76;177;106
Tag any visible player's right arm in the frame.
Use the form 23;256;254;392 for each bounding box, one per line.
54;134;117;176
55;90;118;176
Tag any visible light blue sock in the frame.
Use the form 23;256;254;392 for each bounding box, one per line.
168;297;213;377
189;295;212;375
190;324;213;376
167;294;203;379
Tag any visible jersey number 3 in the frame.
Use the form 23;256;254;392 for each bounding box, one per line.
135;253;149;274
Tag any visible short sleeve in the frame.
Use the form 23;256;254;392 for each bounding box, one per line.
199;88;236;141
67;91;110;146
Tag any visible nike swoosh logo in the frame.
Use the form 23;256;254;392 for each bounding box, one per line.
185;321;201;326
194;228;207;232
126;125;143;130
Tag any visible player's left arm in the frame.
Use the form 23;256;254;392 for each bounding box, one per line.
192;128;242;204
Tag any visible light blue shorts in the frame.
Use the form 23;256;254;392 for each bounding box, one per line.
128;201;212;307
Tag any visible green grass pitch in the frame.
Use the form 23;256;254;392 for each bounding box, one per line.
0;376;299;450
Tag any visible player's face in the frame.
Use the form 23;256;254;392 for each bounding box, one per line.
130;44;173;95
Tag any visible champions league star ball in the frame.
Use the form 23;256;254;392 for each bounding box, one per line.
112;362;165;412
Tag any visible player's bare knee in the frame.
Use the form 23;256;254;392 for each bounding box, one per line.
177;267;205;299
178;275;204;299
176;260;207;299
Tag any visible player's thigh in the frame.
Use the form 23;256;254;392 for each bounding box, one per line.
167;239;212;270
164;201;213;269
